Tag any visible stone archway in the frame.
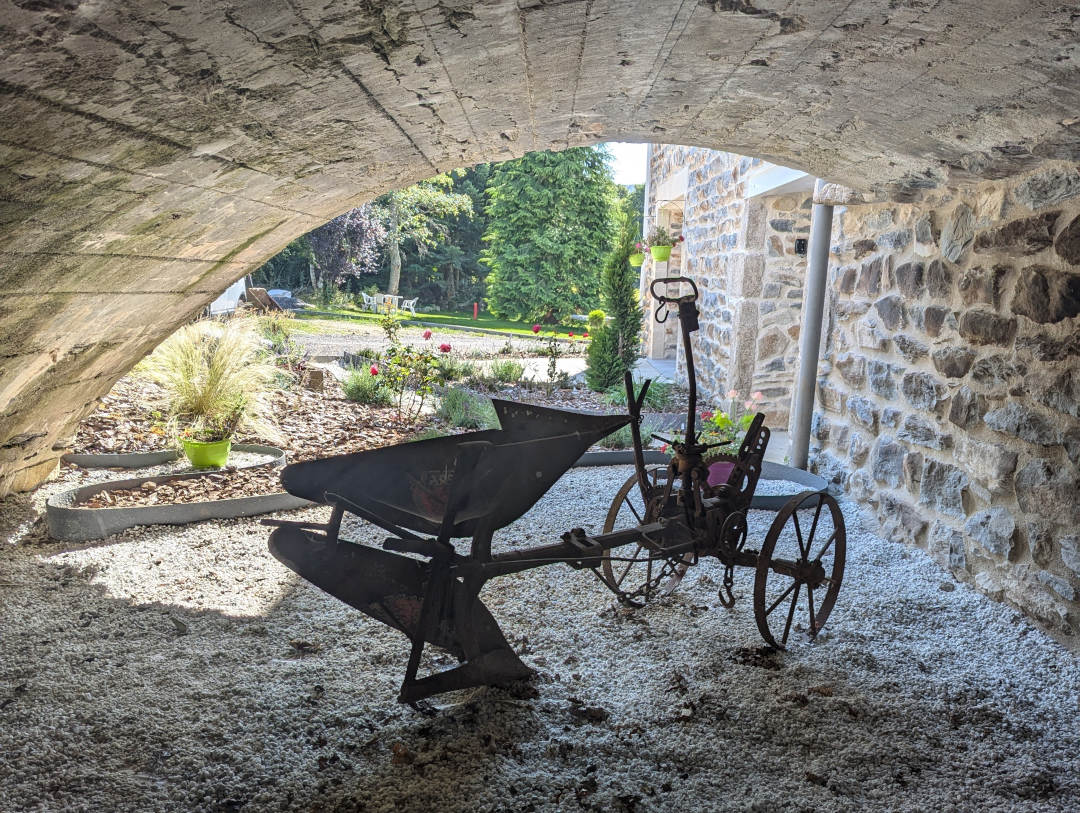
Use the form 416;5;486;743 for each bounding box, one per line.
1;1;1078;493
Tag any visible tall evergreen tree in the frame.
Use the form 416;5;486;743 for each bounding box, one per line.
483;147;617;322
586;188;644;390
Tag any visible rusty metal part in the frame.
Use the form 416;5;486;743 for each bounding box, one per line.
753;490;847;649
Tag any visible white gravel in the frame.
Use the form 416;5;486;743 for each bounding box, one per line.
1;466;1077;812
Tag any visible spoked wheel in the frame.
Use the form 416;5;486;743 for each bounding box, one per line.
754;490;846;649
600;466;692;608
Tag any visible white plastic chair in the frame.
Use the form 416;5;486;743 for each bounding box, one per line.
360;292;379;313
400;297;418;317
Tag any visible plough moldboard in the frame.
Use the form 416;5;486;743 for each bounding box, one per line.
267;276;846;704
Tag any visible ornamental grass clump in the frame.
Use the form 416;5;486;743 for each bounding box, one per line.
343;365;393;405
139;320;281;443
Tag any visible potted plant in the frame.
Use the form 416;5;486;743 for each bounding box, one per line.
628;242;645;267
645;226;683;262
140;319;280;468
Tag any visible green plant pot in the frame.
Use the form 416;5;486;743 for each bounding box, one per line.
181;438;231;468
650;245;672;262
628;252;644;267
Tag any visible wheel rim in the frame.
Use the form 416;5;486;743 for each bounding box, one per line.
753;490;845;649
600;466;691;606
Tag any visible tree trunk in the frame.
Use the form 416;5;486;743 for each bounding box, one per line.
387;201;402;295
308;261;318;291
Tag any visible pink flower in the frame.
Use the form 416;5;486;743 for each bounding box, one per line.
660;443;668;453
439;343;451;353
726;388;738;399
744;400;754;410
635;242;643;251
369;365;379;376
423;329;432;340
752;391;764;401
701;410;713;420
532;324;541;334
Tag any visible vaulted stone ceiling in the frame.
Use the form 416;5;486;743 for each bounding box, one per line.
0;0;1077;493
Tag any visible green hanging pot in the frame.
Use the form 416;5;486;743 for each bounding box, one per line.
650;245;672;262
628;252;644;267
182;437;231;468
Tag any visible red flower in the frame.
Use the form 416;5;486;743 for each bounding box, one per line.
660;443;668;453
439;343;452;353
678;234;685;242
583;331;589;339
701;410;713;420
568;331;575;338
423;329;432;340
532;324;541;334
369;365;379;376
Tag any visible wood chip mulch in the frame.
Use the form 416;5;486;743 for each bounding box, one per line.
79;466;286;509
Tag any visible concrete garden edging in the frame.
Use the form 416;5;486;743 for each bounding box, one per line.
60;443;289;469
47;444;309;541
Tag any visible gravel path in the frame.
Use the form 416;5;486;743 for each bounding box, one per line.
1;466;1077;812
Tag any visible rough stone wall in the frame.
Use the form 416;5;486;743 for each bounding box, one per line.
811;164;1080;634
644;146;805;426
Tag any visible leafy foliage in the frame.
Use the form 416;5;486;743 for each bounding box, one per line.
490;359;525;384
342;366;392;406
483;147;618;322
381;345;439;423
595;422;655;450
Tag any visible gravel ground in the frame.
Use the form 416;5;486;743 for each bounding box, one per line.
2;466;1078;812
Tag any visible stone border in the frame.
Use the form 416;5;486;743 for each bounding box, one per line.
47;445;307;542
60;443;288;469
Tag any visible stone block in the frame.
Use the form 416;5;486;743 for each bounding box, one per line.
1025;368;1080;420
856;318;889;351
811;412;830;441
856;256;883;296
867;360;895;398
901;371;944;410
838;266;857;294
878;229;913;251
1015;461;1080;526
893;334;929;362
834;353;866;387
948;386;984;429
920;305;950;337
903;451;923;492
1014;332;1080;362
964;508;1015;558
871;435;905;487
954;435;1018;496
1011;265;1080;325
1012;168;1080;210
1055;214;1080;264
880;408;902;428
915;214;936;246
769;218;794;232
973;211;1058;255
983;403;1062;445
924;259;951;299
848;469;874;501
1061;535;1080;578
812;451;850;489
898;415;951;450
957;265;1006;307
941;203;974;264
874;295;906;330
852;239;877;259
1035;571;1075;602
847;395;878;430
818;381;843;411
929;520;966;571
919;459;969;518
848;431;870;464
958;309;1016;346
878;493;928;545
893;262;924;298
931;346;975;378
1026;520;1053;567
1065;427;1080;467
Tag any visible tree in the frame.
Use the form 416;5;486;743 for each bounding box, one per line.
585;188;644;390
483;147;618;322
374;174;473;295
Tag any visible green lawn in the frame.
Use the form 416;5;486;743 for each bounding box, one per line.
294;306;583;337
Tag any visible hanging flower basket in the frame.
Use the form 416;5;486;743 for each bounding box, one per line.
628;252;644;267
181;437;231;468
650;245;672;262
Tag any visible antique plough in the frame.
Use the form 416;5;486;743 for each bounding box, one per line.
267;276;845;704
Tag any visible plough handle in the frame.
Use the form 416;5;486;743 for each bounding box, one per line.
625;371;652;506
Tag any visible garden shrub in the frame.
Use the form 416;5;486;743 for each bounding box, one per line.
343;366;392;406
595;422;655;450
604;379;674;411
490;359;525;384
437;387;499;429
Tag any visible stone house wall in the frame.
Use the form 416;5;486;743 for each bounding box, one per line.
810;166;1080;635
643;145;806;427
